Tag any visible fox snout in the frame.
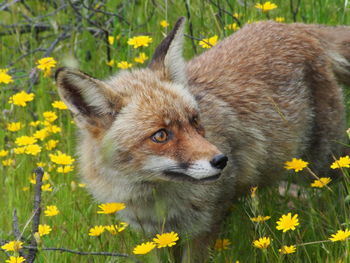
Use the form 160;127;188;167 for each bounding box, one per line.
144;151;228;183
210;154;228;170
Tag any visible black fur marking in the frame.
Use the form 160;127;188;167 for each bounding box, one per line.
55;67;67;81
60;77;95;116
148;17;185;68
179;162;190;170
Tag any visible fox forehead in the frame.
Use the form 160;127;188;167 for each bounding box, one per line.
106;69;199;124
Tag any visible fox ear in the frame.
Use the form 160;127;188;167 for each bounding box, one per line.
55;67;122;128
149;17;187;85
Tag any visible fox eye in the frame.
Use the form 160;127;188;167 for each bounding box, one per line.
151;129;169;143
191;115;202;129
191;115;205;136
192;116;200;127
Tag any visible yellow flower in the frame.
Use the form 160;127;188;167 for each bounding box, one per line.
49;151;75;165
29;121;41;127
214;239;231;251
160;20;169;28
153;232;179;248
45;140;59;150
22;187;29;191
250;215;271;222
38;224;52;236
331;156;350;169
108;36;115;45
5;256;26;263
43;111;58;122
15;136;37;146
9;91;34;107
0;149;9;157
225;23;240;31
14;147;26;154
199;35;218;48
1;240;23;252
310;177;331;188
233;12;240;19
52;100;68;110
133;242;156;255
36;57;57;74
36;162;46;167
2;159;14;166
127;35;153;48
250;186;258;198
41;183;53;192
275;17;285;23
276;213;299;232
253;237;271;249
106;60;115;67
329;228;350;242
33;129;49;141
284;158;308;172
279;245;296;254
44;205;59;216
57;165;74;173
0;69;14;84
97;202;126;214
79;183;86;188
45;124;61;133
105;222;128;235
117;61;133;69
255;1;277;12
30;172;50;184
30;175;36;184
7;122;23;132
88;225;105;236
24;144;41;156
134;53;149;64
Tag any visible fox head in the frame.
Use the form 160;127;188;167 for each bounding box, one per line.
55;17;228;183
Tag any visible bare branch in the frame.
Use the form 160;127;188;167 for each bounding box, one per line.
1;240;128;258
26;167;44;263
80;1;130;25
27;29;70;93
12;209;26;258
184;33;214;48
24;245;129;257
0;0;20;11
207;0;242;27
290;0;302;22
12;209;21;240
184;0;197;54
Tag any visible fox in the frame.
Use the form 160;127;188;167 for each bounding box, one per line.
55;17;349;261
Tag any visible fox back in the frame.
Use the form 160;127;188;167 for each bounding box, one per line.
56;18;350;259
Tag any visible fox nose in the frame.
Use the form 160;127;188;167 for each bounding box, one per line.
210;154;228;170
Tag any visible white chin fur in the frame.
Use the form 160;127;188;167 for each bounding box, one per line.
143;156;221;180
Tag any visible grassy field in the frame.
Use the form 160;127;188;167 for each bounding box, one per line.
1;0;350;262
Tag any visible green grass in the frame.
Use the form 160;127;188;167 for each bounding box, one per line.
1;0;350;262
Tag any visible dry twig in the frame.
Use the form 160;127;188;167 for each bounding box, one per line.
26;167;44;263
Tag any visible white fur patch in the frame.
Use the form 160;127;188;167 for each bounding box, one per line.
164;118;171;125
143;156;178;172
164;18;187;85
143;156;221;180
185;160;221;179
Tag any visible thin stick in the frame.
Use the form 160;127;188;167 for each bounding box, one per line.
23;245;129;257
12;209;26;258
184;0;197;54
26;167;44;263
0;240;128;258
